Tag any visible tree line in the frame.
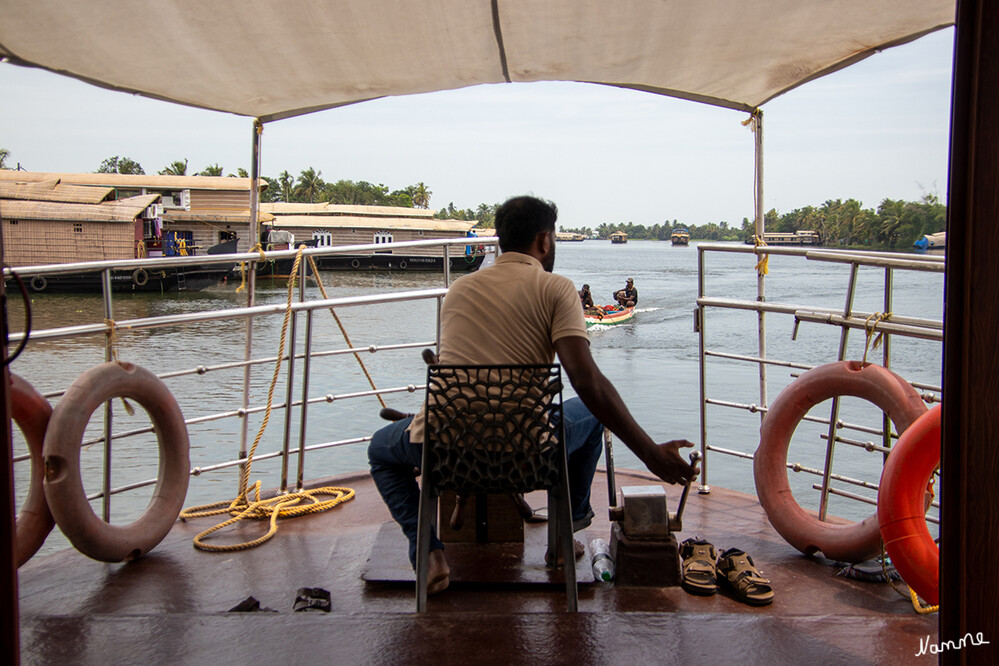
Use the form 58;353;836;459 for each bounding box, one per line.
563;195;947;249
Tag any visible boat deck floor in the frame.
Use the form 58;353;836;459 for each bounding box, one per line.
17;469;936;664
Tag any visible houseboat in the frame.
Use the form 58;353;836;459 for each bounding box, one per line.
609;231;628;244
914;231;946;250
258;202;486;273
670;228;691;245
747;230;822;246
556;231;586;241
0;177;237;292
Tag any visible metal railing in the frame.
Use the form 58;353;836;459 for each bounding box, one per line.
5;236;499;521
695;243;944;523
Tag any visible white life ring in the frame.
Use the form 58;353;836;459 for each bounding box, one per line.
399;260;408;269
132;268;149;287
30;275;47;292
350;258;361;269
43;362;190;562
755;361;927;563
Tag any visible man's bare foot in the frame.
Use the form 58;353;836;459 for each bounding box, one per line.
545;539;585;567
427;548;450;595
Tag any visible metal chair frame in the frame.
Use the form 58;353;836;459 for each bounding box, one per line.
415;363;578;612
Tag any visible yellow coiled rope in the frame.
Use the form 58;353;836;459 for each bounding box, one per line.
862;311;892;364
753;235;769;276
235;242;267;293
881;537;939;614
181;245;355;552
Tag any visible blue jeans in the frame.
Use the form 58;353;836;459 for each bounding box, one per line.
367;397;605;567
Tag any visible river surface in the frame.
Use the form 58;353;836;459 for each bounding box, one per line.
9;240;944;556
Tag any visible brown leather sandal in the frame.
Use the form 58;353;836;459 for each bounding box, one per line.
679;537;718;596
716;547;774;606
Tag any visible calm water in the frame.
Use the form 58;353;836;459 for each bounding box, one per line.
10;241;944;555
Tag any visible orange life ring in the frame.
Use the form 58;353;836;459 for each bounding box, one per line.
878;403;940;605
10;373;55;567
43;362;190;562
755;361;927;563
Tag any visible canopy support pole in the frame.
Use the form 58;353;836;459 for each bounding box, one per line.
753;109;768;415
238;119;263;483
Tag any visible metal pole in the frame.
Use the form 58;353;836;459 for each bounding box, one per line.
279;257;303;494
697;246;710;493
238;119;262;491
297;310;314;492
881;266;893;457
101;269;114;522
753;109;768;417
443;245;451;286
818;262;859;520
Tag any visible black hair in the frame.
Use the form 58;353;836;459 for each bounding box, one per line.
495;196;558;253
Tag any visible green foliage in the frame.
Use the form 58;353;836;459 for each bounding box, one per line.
97;155;145;174
592;196;946;248
198;163;224;176
0;147;10;170
158;159;188;176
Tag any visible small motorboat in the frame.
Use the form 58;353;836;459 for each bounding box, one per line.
584;305;636;327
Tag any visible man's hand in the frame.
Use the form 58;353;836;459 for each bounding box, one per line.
642;439;698;485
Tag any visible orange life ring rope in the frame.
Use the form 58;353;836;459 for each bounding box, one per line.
10;373;55;567
755;361;927;563
43;362;190;562
878;403;940;606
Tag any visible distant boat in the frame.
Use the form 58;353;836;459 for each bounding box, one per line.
914;231;946;250
556;232;586;241
609;232;628;244
584;305;635;327
670;228;690;246
746;230;821;246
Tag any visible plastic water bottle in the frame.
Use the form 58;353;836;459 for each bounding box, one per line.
590;538;615;582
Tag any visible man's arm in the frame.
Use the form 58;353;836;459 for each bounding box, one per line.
553;335;696;484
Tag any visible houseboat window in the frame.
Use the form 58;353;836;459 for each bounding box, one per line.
374;231;393;254
73;223;83;233
219;230;237;242
312;231;332;247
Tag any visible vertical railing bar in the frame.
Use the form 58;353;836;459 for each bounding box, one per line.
443;245;451;286
278;261;302;494
818;261;860;520
101;268;114;522
697;246;711;492
296;307;314;492
881;266;894;458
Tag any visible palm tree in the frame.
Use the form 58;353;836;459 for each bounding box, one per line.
413;182;431;209
158;159;188;176
198;163;224;176
295;167;324;203
278;170;294;202
0;148;10;170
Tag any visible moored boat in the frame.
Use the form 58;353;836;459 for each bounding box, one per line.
914;231;946;250
609;232;628;244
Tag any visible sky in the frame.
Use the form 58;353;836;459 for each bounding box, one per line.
0;28;954;230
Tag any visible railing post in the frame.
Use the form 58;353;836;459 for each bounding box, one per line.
696;245;710;493
101;268;114;522
818;261;859;521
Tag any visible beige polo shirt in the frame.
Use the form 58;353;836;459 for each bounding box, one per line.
408;251;589;443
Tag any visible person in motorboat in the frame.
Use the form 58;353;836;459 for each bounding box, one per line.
613;278;638;307
367;195;697;597
579;283;606;318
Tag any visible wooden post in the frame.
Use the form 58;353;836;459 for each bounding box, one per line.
941;0;999;660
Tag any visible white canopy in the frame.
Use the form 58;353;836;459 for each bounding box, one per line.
0;0;954;122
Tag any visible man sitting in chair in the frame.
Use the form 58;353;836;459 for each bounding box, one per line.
368;195;696;596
